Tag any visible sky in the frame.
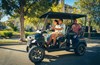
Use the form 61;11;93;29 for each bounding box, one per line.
1;16;9;22
65;0;75;6
0;0;75;22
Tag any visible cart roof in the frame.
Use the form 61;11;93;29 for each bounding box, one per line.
40;12;86;19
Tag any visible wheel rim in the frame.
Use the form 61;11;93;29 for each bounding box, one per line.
31;48;44;61
78;45;86;55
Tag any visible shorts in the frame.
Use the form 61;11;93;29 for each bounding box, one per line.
52;32;63;38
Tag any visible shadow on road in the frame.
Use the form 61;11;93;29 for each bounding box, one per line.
35;45;100;65
35;53;83;65
0;46;26;53
0;44;26;46
0;41;100;65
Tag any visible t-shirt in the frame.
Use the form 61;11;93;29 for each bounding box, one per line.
55;25;61;32
60;24;66;35
72;23;81;34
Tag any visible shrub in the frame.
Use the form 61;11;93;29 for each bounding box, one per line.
4;32;13;38
25;32;36;38
0;31;13;38
4;27;13;31
84;32;100;38
84;32;88;37
0;31;5;37
13;26;18;31
95;33;100;37
0;31;36;38
13;32;20;36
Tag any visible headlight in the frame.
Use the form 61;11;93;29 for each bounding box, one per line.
31;39;36;43
27;35;35;40
36;30;41;33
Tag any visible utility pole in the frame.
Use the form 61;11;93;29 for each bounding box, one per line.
63;0;65;12
63;0;67;13
59;0;65;12
88;18;91;39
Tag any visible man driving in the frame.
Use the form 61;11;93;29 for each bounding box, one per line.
66;19;82;49
72;20;81;34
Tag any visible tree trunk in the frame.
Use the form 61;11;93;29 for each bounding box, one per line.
20;6;26;42
88;20;91;39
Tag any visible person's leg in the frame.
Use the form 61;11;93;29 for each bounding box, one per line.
58;33;66;47
52;33;59;46
52;35;57;45
47;35;52;45
72;35;79;47
66;34;70;47
52;33;63;46
47;33;55;45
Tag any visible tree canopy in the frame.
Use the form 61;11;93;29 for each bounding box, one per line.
75;0;100;27
0;0;59;41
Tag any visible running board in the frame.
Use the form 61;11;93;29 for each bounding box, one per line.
47;47;75;52
47;48;66;52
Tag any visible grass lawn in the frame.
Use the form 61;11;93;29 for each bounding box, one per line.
0;39;20;44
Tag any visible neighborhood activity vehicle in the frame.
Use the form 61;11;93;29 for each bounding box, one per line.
26;12;87;63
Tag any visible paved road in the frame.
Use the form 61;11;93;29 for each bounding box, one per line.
0;41;100;65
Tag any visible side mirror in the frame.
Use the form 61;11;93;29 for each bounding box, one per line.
36;30;42;33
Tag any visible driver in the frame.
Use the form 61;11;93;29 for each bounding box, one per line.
47;19;66;46
66;19;82;49
71;20;81;34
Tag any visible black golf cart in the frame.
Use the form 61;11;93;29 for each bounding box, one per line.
26;12;87;63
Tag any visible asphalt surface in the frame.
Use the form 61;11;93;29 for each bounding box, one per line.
0;40;100;65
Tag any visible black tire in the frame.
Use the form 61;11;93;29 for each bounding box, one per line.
74;44;86;56
26;46;29;52
28;46;45;63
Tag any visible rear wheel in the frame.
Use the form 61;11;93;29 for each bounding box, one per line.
28;46;45;63
26;46;29;52
74;44;86;56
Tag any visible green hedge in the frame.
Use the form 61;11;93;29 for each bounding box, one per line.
0;31;99;39
0;31;36;39
25;32;36;37
84;32;100;37
4;32;13;38
0;31;13;38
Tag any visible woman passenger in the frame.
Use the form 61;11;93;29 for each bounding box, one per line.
47;20;61;46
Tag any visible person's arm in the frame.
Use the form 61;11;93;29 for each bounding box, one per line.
71;24;75;31
78;25;82;34
54;27;63;30
52;25;63;30
55;24;65;30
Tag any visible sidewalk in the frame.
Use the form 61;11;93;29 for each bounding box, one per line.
0;38;100;45
85;38;100;43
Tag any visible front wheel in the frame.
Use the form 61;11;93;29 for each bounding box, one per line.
28;46;45;63
26;46;30;52
74;44;86;56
